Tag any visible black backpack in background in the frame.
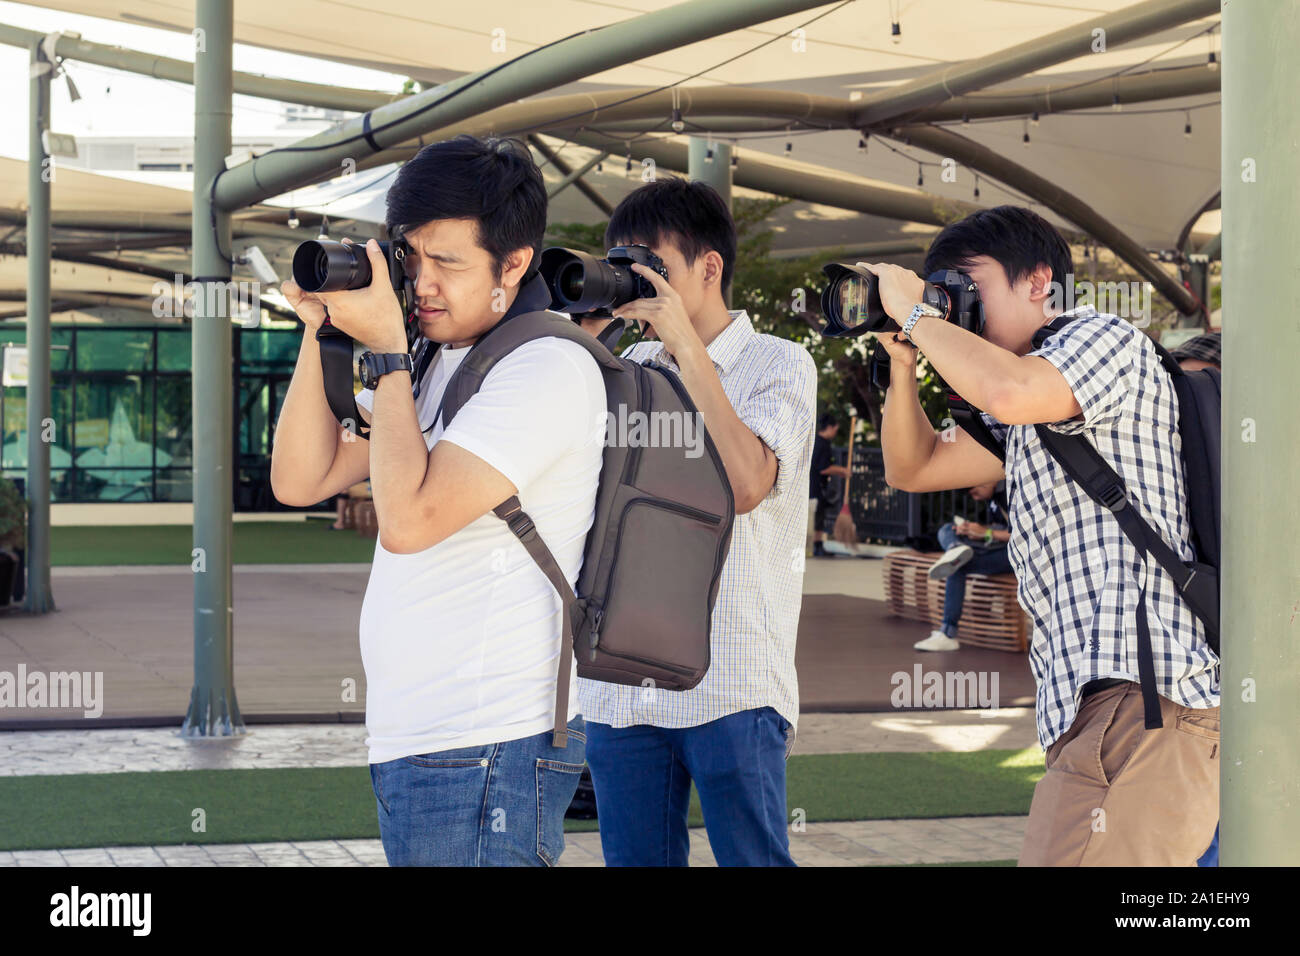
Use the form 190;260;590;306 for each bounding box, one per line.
950;315;1221;730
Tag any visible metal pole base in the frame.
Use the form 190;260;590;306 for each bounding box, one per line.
181;685;246;737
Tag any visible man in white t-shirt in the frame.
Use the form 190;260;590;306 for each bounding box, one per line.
270;136;605;867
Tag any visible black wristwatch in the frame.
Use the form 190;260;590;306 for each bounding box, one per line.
357;351;413;389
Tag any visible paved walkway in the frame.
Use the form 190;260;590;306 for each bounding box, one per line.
0;816;1027;868
2;556;1032;724
2;555;1035;867
0;710;1039;776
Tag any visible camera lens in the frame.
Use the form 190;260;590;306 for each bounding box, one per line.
558;261;588;304
835;276;874;327
819;264;894;336
291;239;378;293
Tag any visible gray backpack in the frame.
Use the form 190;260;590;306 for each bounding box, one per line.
435;313;735;746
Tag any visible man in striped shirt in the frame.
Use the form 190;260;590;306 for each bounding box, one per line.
577;178;817;866
874;206;1219;866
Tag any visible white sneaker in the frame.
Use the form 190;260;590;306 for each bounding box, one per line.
914;630;960;652
928;544;974;580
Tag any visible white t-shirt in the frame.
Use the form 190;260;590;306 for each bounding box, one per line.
354;335;606;764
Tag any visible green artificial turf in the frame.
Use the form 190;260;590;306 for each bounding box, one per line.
0;748;1043;852
51;521;376;566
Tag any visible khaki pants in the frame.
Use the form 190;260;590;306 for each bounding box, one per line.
1019;682;1219;866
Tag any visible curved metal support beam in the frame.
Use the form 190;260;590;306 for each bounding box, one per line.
528;135;614;216
0;206;309;243
852;0;1219;127
1176;189;1220;252
920;64;1219;122
887;123;1198;314
570;131;982;227
0;23;397;113
212;0;835;210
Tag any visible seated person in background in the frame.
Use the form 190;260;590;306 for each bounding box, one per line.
914;481;1011;652
810;413;850;557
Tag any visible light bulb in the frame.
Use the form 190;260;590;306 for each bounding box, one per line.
671;108;684;133
890;21;901;44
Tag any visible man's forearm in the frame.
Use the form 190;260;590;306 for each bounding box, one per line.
270;331;346;502
674;342;774;512
880;370;937;487
905;316;1026;412
368;374;438;529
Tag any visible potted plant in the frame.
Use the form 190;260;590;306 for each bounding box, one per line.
0;477;26;606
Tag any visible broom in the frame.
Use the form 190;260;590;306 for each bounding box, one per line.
832;415;859;546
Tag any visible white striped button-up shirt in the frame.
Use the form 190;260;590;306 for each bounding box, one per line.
576;310;818;736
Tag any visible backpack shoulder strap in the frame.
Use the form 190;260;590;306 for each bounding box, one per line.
494;495;578;748
1032;424;1219;731
948;393;1007;463
431;313;624;748
437;310;623;431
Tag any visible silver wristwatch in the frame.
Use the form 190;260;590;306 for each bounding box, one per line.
902;302;943;343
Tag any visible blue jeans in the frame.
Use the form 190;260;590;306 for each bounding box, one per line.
937;522;1013;636
585;706;795;867
1197;824;1219;866
369;717;586;866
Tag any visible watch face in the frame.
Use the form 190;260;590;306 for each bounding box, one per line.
358;352;376;390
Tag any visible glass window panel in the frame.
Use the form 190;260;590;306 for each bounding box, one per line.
76;467;153;502
0;328;74;371
75;328;154;372
154;468;192;502
2;386;72;472
240;329;299;372
72;376;154;503
238;376;271;457
155;375;191;467
157;330;192;371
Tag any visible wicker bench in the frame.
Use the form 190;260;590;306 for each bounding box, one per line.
883;549;1030;652
350;499;379;539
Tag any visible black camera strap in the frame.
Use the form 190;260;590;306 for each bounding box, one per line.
318;322;370;438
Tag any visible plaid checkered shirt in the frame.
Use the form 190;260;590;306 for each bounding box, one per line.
981;307;1220;750
576;310;818;735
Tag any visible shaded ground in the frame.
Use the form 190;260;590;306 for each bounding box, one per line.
0;566;1032;726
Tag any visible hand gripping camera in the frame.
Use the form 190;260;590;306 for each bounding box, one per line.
538;244;670;317
818;265;985;390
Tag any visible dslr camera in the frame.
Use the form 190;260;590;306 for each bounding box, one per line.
291;237;419;345
818;264;985;390
539;244;670;317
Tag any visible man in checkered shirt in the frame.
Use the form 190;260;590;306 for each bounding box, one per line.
576;178;817;867
871;206;1220;866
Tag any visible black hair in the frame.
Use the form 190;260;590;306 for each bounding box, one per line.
923;205;1073;293
385;134;546;281
605;176;737;296
817;412;839;431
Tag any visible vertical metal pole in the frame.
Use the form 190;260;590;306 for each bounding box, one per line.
687;136;732;209
183;0;243;736
688;137;733;308
1220;0;1299;865
24;40;54;614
